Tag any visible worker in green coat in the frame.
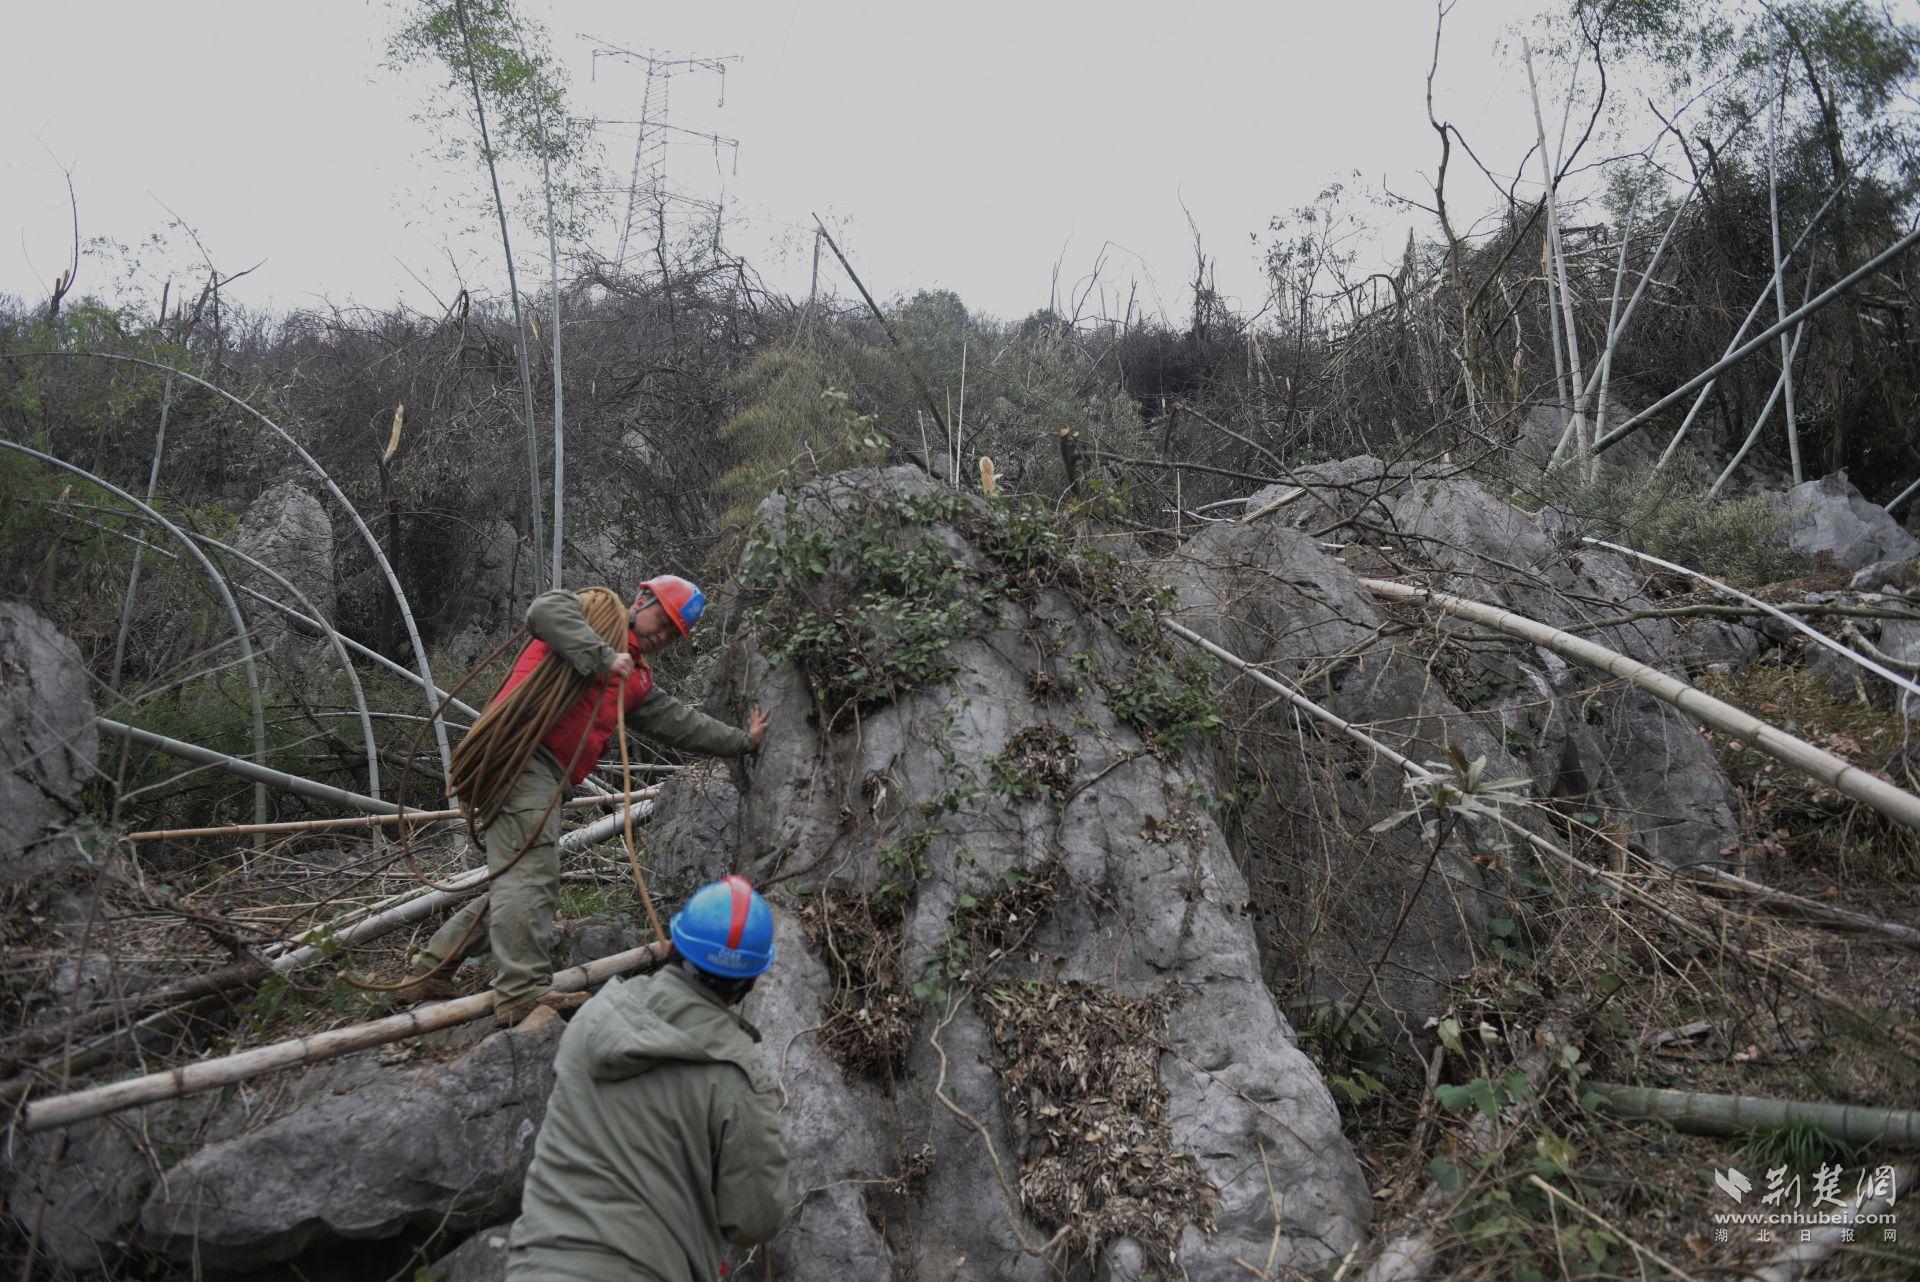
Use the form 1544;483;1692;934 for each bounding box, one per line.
507;877;791;1280
403;576;769;1025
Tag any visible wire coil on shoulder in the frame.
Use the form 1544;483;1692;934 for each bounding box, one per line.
446;586;629;831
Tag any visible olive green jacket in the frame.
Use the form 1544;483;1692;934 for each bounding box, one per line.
506;966;791;1281
526;589;754;761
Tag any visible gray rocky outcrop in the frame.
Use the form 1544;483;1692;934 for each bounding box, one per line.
422;1221;513;1282
664;466;1371;1280
1166;505;1509;1023
446;520;531;669
1774;471;1919;573
234;481;335;676
1381;473;1741;870
0;601;97;884
138;1016;563;1271
1201;461;1742;1012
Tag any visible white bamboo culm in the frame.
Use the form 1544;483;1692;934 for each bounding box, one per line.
1596;226;1920;456
125;787;660;842
38;802;658;1078
1524;39;1592;482
1583;537;1920;703
1588;1084;1920;1145
21;940;672;1134
1161;614;1920;959
1707;247;1818;497
263;801;653;967
1359;579;1920;831
1655;161;1860;472
1;440;271;833
97;718;395;816
58;353;456;775
1767;88;1804;483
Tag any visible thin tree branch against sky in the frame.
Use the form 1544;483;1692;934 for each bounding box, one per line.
3;1;1561;320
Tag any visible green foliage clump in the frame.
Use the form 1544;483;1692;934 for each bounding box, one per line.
1544;464;1808;588
1109;655;1222;753
741;490;976;719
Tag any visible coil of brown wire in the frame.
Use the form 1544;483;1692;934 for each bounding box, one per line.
447;586;629;831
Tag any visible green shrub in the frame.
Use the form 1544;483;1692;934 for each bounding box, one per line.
1540;464;1808;588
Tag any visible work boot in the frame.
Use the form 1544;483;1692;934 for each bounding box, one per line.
493;988;588;1029
396;962;465;1005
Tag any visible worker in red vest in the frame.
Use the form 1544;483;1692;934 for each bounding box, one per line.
404;576;769;1026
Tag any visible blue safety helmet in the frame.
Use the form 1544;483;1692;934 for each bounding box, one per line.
670;876;776;979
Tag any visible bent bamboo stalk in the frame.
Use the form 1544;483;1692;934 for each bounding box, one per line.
20;942;672;1133
1;440;272;834
1358;579;1920;832
1160;615;1920;1054
1587;1083;1920;1146
124;787;660;842
98;717;395;816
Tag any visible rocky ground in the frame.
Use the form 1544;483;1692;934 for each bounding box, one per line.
2;449;1917;1280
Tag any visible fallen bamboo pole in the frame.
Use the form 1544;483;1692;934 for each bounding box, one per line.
1583;535;1920;702
1689;866;1920;951
1;804;655;1075
1159;615;1920;1055
1358;579;1920;832
123;787;661;842
1586;1084;1920;1145
19;941;672;1133
99;717;394;815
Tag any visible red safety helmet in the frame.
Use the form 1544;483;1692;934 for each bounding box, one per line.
640;574;707;638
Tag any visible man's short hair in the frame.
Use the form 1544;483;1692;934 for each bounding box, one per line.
681;959;757;1002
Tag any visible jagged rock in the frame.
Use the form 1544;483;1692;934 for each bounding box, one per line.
570;529;645;596
1382;473;1741;869
745;912;895;1277
2;1106;165;1273
680;466;1370;1280
234;481;334;676
138;1017;562;1271
563;914;640;967
1774;471;1919;573
1213;460;1743;882
1165;516;1508;1023
422;1222;513;1282
1850;556;1920;595
446;520;531;660
0;601;97;884
644;762;744;894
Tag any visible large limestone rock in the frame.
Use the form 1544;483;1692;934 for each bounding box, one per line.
1774;471;1920;573
1164;513;1509;1024
138;1016;564;1271
1251;461;1739;869
0;601;97;884
661;466;1370;1280
1381;474;1741;869
234;481;334;673
445;520;532;669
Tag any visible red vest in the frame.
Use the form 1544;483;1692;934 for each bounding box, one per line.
492;631;654;784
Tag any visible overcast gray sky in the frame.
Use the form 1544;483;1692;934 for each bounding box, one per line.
3;1;1573;325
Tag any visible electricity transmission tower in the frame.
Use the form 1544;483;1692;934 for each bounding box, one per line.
584;37;740;274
